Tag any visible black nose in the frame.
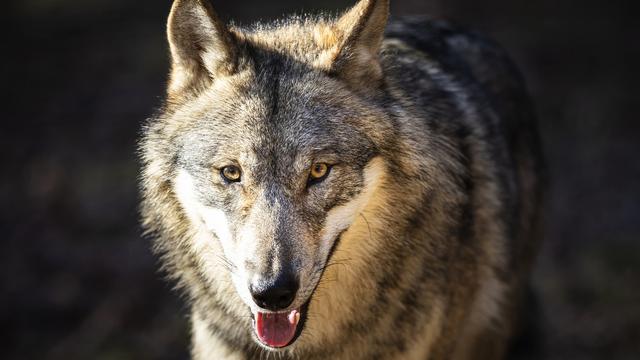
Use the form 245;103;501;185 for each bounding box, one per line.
249;273;299;311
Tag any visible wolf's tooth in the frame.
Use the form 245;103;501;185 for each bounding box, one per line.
288;310;300;325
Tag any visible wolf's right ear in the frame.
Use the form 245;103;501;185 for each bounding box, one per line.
167;0;239;97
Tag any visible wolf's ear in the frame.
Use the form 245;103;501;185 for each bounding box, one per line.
167;0;239;97
322;0;389;88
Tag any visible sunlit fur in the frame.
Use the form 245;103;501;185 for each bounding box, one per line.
139;0;544;359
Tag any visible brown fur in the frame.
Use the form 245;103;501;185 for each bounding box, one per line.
139;1;544;359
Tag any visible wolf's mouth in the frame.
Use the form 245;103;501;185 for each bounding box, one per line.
253;309;299;348
249;230;345;349
250;300;310;348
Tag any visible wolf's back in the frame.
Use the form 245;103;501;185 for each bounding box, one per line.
383;17;544;358
386;15;544;256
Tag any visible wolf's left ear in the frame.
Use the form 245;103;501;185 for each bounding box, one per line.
166;0;239;97
323;0;389;88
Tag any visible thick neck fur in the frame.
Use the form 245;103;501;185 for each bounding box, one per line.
140;2;543;359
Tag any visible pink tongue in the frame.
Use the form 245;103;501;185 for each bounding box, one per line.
255;309;299;348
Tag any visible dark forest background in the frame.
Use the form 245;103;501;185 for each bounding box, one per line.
2;0;639;359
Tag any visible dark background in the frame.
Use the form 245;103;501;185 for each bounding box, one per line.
3;0;639;359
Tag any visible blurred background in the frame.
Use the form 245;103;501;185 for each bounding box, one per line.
2;0;638;359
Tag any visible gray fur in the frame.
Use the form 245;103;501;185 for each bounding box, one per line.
139;0;543;359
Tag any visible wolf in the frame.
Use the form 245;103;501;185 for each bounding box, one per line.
139;0;543;358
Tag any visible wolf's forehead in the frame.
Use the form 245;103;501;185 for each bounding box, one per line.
179;89;338;166
226;70;349;146
178;55;369;168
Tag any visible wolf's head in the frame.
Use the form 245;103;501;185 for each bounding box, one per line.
146;0;395;350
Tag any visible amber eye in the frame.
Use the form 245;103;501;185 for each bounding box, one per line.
308;163;330;185
220;165;241;182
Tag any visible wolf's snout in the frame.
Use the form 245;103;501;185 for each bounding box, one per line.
249;273;299;311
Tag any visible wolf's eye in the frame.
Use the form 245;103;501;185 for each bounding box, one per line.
221;165;241;183
308;163;330;185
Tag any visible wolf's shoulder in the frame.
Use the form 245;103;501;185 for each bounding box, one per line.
383;16;535;141
384;16;523;86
